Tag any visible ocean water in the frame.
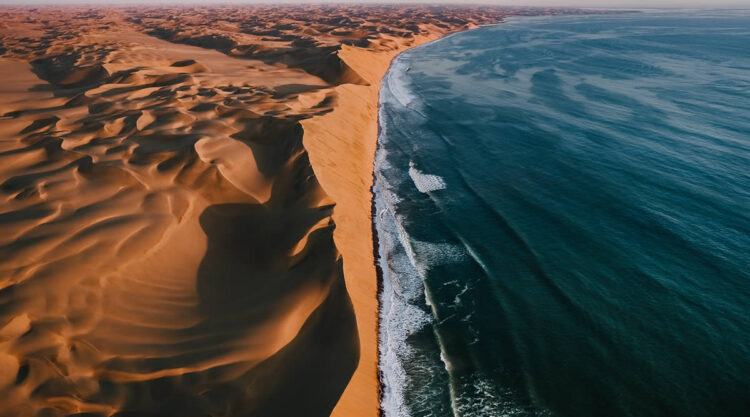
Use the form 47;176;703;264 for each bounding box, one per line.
374;11;750;417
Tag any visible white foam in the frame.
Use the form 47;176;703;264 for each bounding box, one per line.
449;374;555;417
385;55;419;109
375;48;464;417
375;23;560;417
454;284;470;305
376;171;472;417
408;161;447;194
376;185;431;417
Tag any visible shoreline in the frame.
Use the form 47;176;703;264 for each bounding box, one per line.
301;23;493;416
372;42;409;417
373;24;496;417
334;13;640;415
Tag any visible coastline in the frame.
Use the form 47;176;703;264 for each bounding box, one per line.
0;6;525;416
300;23;490;416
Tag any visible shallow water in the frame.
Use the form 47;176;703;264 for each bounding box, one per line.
375;11;750;417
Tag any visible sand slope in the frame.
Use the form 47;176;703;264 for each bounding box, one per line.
0;6;570;416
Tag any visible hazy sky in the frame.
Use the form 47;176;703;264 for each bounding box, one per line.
4;0;749;7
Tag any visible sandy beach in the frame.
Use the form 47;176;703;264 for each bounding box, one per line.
0;5;548;416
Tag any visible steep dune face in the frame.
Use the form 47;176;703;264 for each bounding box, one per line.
0;5;533;417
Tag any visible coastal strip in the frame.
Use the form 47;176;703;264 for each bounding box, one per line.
302;19;511;415
301;30;454;416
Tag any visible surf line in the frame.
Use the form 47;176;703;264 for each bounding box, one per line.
369;20;504;416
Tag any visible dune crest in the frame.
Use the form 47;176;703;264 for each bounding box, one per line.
0;5;565;416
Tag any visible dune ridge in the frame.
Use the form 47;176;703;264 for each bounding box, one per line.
0;6;578;416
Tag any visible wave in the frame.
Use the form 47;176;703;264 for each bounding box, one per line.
377;59;485;417
375;183;434;416
376;33;555;417
376;28;562;417
385;54;420;110
377;66;451;415
408;161;447;193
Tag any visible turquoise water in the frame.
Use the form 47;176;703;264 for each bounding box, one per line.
374;11;750;417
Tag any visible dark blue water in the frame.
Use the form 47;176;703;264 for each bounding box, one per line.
374;11;750;417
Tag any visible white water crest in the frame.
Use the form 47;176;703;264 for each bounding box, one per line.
385;55;421;109
408;161;447;194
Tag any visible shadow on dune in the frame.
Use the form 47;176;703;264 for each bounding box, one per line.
191;202;359;416
195;204;360;417
103;123;359;417
187;121;360;416
143;27;367;86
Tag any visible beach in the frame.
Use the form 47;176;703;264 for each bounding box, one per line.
301;29;478;416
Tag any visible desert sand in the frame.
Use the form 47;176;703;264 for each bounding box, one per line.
0;6;568;416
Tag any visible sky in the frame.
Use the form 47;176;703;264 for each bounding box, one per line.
3;0;749;7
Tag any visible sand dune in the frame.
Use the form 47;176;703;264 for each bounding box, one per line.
0;5;570;416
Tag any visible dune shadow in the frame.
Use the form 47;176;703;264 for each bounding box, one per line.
188;135;360;415
100;124;360;417
193;200;359;417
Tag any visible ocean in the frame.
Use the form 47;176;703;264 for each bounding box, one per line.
374;11;750;417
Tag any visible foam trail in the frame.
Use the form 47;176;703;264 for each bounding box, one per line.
377;61;447;417
375;30;542;417
376;56;468;417
386;54;419;109
409;161;447;193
